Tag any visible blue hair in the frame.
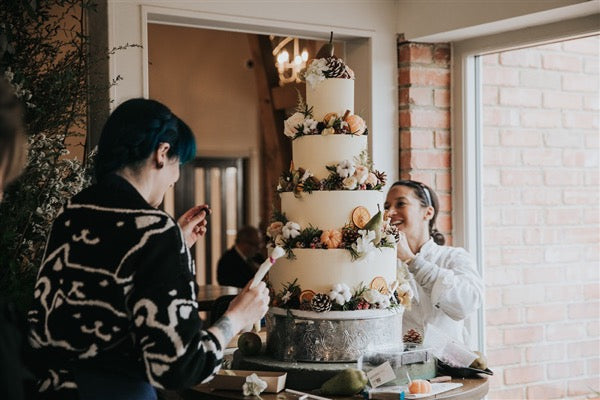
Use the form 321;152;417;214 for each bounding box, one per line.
95;98;196;181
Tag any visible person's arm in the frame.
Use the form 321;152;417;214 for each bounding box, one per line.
407;247;483;321
128;218;225;389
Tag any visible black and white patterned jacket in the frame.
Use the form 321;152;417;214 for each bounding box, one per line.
28;174;223;398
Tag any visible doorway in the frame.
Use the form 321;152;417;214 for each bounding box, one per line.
175;157;248;285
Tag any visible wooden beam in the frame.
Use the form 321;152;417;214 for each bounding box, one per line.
247;34;291;227
271;82;306;111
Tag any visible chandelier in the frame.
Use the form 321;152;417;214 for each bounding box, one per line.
272;37;308;86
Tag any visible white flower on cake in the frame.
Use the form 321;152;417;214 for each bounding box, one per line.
365;172;378;186
267;221;284;239
336;159;355;178
284;112;305;138
242;373;268;396
281;291;292;304
353;229;376;255
302;118;318;135
363;289;391;309
322;127;335;135
385;234;397;245
342;176;357;190
282;221;301;239
329;283;352;305
300;169;313;182
398;282;413;299
354;165;369;185
304;58;328;87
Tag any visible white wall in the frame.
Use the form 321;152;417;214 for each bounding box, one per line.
147;24;262;224
107;0;400;190
398;0;593;42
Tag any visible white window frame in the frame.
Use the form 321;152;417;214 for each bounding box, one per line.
452;14;600;351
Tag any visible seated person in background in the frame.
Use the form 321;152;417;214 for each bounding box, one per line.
217;226;266;288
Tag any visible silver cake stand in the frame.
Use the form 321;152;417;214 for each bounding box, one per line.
266;307;403;362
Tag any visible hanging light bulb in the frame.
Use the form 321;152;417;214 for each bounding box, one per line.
272;37;309;85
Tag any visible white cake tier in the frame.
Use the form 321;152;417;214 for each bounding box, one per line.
292;134;367;180
269;247;396;294
307;78;354;121
280;190;383;230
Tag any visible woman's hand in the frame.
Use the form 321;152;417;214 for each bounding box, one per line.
397;231;416;263
223;280;270;334
178;205;210;248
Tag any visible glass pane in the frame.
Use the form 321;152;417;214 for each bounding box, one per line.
210;168;222;284
194;168;206;286
225;166;238;249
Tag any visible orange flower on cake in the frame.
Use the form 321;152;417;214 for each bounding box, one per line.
320;229;342;249
354;165;369;185
345;114;366;135
267;221;284;239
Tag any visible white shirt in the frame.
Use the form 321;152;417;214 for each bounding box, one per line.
399;239;483;345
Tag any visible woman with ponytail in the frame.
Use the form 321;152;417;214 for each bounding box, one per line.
385;180;483;345
28;99;269;399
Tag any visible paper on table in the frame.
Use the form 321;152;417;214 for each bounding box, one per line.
368;382;463;399
422;324;477;368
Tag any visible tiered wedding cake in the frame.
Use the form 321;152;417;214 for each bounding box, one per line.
265;51;412;362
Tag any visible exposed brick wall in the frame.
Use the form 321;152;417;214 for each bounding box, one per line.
398;40;452;243
482;36;599;399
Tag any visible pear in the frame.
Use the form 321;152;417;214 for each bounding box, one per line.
363;204;384;243
470;351;488;370
320;368;368;396
237;332;262;356
315;31;334;59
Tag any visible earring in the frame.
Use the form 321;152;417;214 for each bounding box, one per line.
157;161;164;169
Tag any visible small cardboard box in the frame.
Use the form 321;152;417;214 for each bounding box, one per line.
210;370;287;393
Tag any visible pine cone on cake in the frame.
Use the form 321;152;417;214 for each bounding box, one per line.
374;170;387;186
324;57;354;79
342;225;360;245
310;293;332;312
403;329;423;344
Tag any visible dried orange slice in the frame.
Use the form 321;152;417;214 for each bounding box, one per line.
370;276;389;295
299;290;316;303
352;206;371;229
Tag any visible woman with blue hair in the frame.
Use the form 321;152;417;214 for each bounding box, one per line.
28;98;269;399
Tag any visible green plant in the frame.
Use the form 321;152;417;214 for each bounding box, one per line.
0;0;134;311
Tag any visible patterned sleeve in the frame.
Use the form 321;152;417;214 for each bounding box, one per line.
126;216;223;389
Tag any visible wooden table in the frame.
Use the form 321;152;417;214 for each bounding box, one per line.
196;285;240;311
183;378;489;400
